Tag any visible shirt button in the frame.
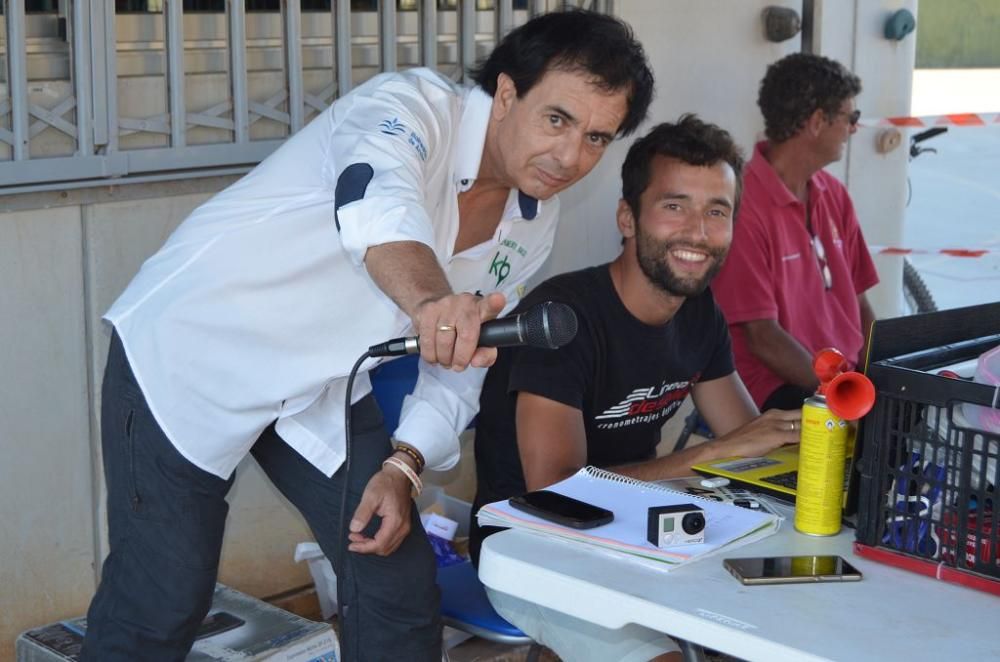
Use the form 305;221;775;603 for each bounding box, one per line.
461;179;469;185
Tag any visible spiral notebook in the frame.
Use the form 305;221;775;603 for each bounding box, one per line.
477;467;781;569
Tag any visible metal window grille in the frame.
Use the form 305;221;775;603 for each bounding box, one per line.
1;1;610;193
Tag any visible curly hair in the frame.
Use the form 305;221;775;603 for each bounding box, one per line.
621;115;745;218
468;10;654;138
758;53;862;143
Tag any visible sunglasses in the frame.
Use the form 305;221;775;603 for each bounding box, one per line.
811;234;833;290
837;109;862;126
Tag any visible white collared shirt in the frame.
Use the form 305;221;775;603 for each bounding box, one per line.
106;68;559;479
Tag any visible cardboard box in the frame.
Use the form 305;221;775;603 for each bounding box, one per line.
16;584;339;662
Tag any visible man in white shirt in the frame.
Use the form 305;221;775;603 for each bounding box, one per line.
80;10;653;662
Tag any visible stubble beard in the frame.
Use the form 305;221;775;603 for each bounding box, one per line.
635;228;728;298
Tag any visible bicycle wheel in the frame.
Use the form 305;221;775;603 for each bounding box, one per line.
902;258;937;314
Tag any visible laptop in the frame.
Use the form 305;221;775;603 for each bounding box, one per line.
694;302;1000;511
690;440;855;505
689;309;930;510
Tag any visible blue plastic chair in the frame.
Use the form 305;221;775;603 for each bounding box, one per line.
437;560;538;648
368;356;539;660
674;407;714;452
368;354;421;432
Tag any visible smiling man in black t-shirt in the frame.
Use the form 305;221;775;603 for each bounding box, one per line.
472;117;803;662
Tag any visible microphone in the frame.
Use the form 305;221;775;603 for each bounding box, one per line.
368;301;578;358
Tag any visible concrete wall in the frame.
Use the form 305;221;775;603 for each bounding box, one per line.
541;0;914;322
537;0;803;287
0;205;94;656
535;0;916;317
0;179;320;660
813;0;917;318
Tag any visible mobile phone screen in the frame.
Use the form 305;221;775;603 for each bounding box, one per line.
724;555;862;584
508;490;614;529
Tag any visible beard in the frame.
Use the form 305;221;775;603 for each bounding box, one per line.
635;229;728;298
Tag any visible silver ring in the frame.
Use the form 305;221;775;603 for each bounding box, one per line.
790;422;798;431
437;324;456;333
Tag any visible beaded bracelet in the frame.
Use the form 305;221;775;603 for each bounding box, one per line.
393;442;425;474
382;456;423;496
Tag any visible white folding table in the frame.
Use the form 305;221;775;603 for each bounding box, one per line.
478;519;1000;661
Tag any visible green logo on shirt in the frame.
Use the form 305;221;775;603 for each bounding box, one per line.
489;251;511;286
500;238;528;257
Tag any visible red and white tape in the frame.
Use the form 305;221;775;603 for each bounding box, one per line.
861;112;1000;128
870;245;995;258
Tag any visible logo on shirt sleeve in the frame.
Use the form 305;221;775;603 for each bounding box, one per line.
378;118;407;136
378;117;428;161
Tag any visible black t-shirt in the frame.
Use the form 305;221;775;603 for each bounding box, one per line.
473;263;734;518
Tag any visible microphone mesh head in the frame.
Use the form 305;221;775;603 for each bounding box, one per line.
523;301;578;349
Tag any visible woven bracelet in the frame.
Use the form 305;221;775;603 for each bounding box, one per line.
382;456;423;496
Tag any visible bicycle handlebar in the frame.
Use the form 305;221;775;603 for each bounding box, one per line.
912;127;949;144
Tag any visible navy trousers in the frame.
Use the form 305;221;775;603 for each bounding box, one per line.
81;333;441;661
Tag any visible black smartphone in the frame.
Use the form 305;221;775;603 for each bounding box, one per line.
508;490;614;529
723;555;863;585
195;611;246;639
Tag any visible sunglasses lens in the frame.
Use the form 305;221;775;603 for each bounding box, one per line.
850;110;861;125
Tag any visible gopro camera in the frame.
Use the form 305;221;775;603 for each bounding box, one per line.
647;503;706;548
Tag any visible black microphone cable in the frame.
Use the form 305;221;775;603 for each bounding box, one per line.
335;301;577;588
337;349;372;575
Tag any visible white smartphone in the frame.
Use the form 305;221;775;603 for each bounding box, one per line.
723;555;863;585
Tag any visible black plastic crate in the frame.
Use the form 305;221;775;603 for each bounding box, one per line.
855;335;1000;592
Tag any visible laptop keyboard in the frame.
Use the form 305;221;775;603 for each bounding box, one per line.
761;471;799;489
761;467;851;491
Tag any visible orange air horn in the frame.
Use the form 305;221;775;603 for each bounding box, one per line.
813;347;875;420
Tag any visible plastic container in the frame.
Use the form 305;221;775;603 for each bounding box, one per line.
854;343;1000;595
415;485;473;537
962;344;1000;433
294;486;473;621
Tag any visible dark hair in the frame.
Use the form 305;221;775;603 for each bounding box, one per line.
469;9;654;137
758;53;862;143
621;115;745;217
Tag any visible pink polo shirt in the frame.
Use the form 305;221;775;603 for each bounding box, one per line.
712;141;879;407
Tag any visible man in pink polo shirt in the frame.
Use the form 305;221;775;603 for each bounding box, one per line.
713;53;879;411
